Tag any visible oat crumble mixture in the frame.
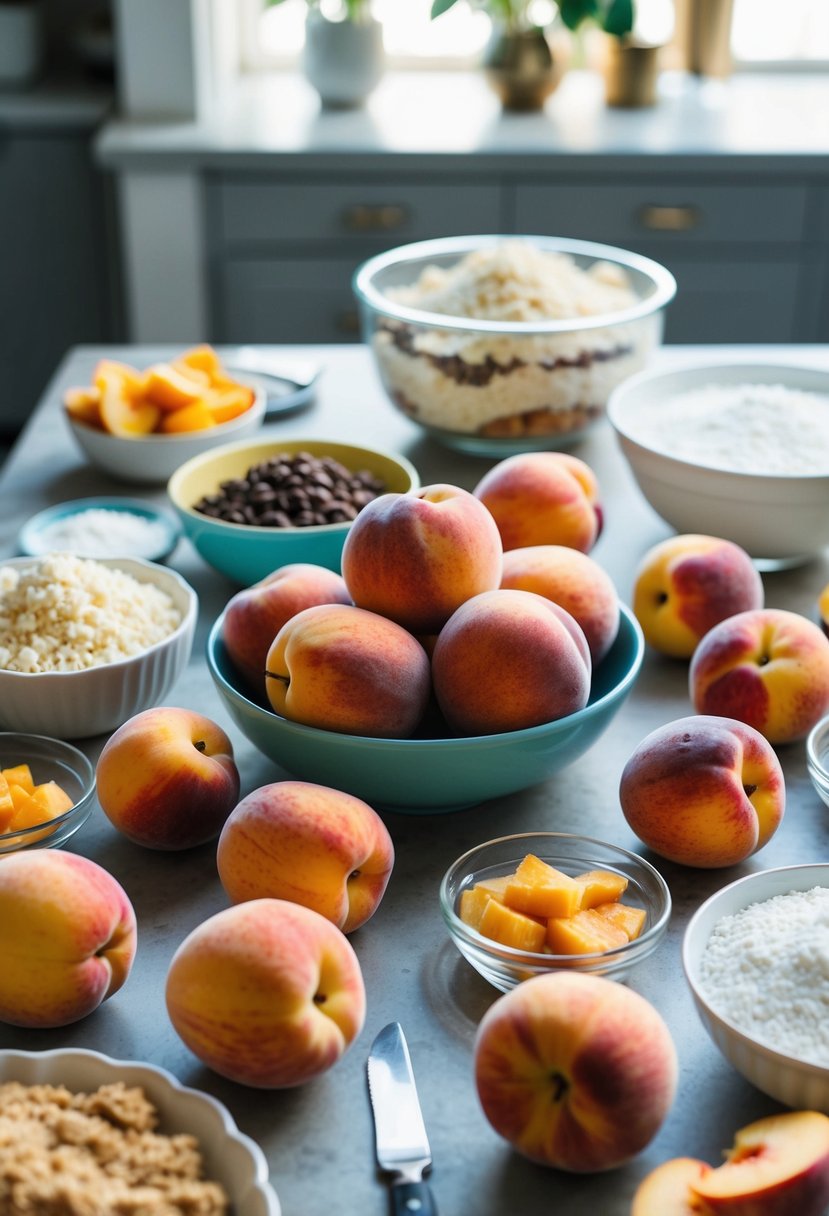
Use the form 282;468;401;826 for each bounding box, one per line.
0;1081;229;1216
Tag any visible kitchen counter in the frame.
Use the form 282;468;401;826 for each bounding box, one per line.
2;343;828;1215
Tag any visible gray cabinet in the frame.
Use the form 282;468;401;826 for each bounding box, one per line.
0;93;118;435
206;168;828;347
208;174;503;344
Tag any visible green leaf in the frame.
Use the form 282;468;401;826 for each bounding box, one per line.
431;0;460;17
558;0;598;32
602;0;634;36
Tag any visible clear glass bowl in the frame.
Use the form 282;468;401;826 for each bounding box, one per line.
0;732;96;853
353;234;676;457
807;714;829;807
439;831;671;992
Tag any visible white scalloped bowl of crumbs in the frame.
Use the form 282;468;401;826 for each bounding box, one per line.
354;234;675;457
0;555;197;739
0;1047;280;1216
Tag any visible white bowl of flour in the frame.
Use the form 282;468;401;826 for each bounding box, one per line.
683;864;829;1113
608;361;829;568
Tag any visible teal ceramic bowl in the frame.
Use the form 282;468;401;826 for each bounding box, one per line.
167;438;420;585
206;604;644;814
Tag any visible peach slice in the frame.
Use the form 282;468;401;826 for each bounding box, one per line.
692;1112;829;1216
159;400;218;433
0;776;14;833
64;386;103;429
98;372;161;437
143;362;210;410
504;854;581;918
478;899;547;952
92;359;145;398
474;874;512;903
574;869;629;908
460;887;492;930
204;385;255;424
174;344;224;380
632;1157;714;1215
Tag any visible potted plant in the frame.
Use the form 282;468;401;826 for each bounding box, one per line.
267;0;385;109
559;0;662;108
431;0;566;111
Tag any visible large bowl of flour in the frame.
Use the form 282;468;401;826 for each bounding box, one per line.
608;361;829;569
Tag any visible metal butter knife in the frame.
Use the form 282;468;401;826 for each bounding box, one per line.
367;1022;438;1216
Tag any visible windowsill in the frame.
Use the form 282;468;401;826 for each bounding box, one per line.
95;67;829;167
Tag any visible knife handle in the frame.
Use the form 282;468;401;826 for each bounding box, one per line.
390;1179;437;1216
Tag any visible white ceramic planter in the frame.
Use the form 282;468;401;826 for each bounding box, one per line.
0;1;44;88
302;11;384;108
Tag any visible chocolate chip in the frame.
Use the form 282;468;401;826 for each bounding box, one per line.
192;451;387;529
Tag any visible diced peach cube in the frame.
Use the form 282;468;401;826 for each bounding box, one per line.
31;781;74;820
595;902;647;942
472;873;512;903
504;853;581;919
2;764;34;794
0;776;14;833
546;908;629;955
159;400;217;433
459;887;491;930
574;869;629;909
478;899;546;952
7;786;54;836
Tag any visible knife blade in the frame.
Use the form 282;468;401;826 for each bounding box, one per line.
367;1022;438;1216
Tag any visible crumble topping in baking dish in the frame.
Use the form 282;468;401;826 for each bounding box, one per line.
0;1080;229;1215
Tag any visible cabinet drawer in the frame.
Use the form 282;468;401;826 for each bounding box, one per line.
515;184;808;246
215;258;367;343
661;258;802;343
215;179;501;246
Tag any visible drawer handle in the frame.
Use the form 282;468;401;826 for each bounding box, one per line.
342;204;408;232
336;308;361;335
638;204;701;231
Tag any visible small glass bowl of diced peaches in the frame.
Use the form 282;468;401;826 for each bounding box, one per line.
440;832;671;992
63;346;266;485
0;733;96;854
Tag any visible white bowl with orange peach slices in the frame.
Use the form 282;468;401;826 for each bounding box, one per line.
64;345;266;485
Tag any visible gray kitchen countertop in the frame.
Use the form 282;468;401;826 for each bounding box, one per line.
1;343;828;1215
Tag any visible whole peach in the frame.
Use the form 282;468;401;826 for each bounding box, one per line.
0;851;136;1028
689;608;829;744
221;563;351;692
474;971;677;1171
217;780;394;933
633;534;764;659
500;544;620;663
96;707;241;850
619;714;785;867
165;898;366;1088
265;603;430;737
340;483;503;635
473;452;601;553
431;588;591;736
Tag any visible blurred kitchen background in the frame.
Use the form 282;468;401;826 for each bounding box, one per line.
2;0;828;455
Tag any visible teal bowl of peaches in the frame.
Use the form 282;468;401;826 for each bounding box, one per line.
206;603;644;815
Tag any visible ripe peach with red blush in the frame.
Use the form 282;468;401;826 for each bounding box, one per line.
689;608;829;744
432;588;591;736
473;452;602;553
633;534;764;659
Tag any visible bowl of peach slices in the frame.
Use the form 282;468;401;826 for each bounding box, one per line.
63;345;266;485
440;832;671;992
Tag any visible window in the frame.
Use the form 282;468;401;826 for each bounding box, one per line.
242;0;829;71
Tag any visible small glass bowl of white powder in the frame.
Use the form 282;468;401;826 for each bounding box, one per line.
683;864;829;1112
18;498;181;563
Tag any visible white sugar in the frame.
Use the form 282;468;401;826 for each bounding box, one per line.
637;382;829;475
36;508;170;559
698;886;829;1066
